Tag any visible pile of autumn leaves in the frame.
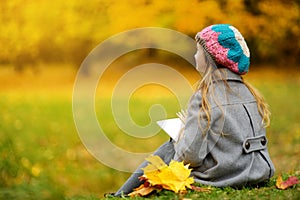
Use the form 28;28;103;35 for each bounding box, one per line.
129;155;299;197
128;155;196;197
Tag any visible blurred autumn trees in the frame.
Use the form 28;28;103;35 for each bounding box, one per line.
0;0;299;70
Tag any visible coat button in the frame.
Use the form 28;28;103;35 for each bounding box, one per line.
261;138;267;146
245;142;250;150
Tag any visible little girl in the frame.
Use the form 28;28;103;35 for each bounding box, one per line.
114;24;275;196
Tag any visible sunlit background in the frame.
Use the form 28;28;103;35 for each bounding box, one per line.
0;0;299;199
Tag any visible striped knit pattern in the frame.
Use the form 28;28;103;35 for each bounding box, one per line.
195;24;250;75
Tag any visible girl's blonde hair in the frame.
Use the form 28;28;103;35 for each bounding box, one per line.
242;79;271;127
196;55;270;133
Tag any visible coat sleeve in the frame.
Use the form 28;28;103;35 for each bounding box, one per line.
173;91;209;167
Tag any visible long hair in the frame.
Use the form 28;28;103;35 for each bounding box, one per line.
196;49;227;133
242;79;271;127
196;49;271;134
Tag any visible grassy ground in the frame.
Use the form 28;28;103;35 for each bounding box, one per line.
99;177;300;200
0;64;299;199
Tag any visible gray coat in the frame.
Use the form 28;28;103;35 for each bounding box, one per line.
174;69;275;187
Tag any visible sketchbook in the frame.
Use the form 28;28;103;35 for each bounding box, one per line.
156;118;184;142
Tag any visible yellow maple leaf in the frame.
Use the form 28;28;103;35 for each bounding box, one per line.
144;155;167;172
141;155;194;193
141;155;168;186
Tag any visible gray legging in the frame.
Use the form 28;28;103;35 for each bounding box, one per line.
114;140;175;196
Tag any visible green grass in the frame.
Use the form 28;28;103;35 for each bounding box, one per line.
100;178;300;200
0;65;299;199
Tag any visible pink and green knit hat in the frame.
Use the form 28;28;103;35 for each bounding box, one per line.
195;24;250;75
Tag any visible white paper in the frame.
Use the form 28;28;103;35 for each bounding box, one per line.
156;118;184;142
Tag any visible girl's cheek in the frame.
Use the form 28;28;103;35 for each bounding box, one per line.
196;53;203;67
194;52;200;62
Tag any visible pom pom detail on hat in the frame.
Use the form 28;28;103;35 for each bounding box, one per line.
195;24;250;75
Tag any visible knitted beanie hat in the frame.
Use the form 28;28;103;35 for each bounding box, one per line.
195;24;250;75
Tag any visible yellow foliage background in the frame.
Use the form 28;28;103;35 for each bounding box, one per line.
0;1;300;199
0;0;299;70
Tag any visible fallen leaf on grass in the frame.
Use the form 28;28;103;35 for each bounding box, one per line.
190;185;212;192
143;155;194;193
128;182;157;197
276;174;299;190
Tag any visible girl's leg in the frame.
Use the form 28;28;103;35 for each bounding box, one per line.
114;140;175;196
